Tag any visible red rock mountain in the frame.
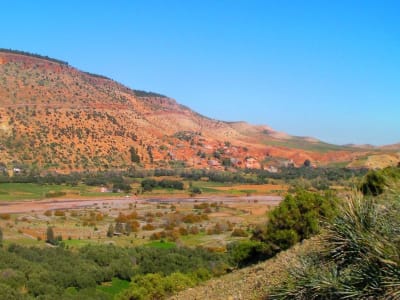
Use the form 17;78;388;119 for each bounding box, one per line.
0;50;397;172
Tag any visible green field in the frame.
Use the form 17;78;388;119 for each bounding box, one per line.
97;278;130;296
0;180;285;202
146;240;176;249
262;137;351;153
0;183;125;201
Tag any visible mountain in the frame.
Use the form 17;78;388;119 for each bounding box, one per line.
0;49;397;172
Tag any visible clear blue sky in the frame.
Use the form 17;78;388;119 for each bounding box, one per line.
2;0;399;145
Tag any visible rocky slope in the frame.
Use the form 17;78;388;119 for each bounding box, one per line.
0;49;396;172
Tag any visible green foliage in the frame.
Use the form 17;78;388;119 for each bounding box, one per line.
303;159;311;167
0;242;228;298
141;178;184;192
227;240;265;268
0;282;28;300
190;186;202;195
141;179;157;192
146;241;176;249
254;190;337;257
270;189;400;299
0;227;3;246
359;167;400;196
134;90;167;98
46;226;55;245
129;147;140;163
97;277;130;296
112;182;132;193
173;131;199;142
117;271;207;300
106;224;114;238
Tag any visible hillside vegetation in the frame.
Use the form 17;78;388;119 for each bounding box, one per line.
1;49;393;172
170;167;400;299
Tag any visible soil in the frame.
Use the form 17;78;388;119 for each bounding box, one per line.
0;195;282;214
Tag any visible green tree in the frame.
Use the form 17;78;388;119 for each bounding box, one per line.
129;147;140;163
270;190;400;299
125;222;132;236
360;170;386;196
115;222;124;234
254;190;337;257
0;227;3;246
303;159;311;167
46;226;56;245
106;224;114;237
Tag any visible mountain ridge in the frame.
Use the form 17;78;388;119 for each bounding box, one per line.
0;49;398;172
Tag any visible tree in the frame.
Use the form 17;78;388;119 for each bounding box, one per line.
253;190;337;257
360;170;386;196
129;147;140;163
125;222;132;236
106;224;114;237
115;222;124;234
46;226;56;245
0;227;3;246
303;159;311;167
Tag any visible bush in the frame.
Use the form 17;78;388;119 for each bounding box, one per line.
253;190;337;258
231;228;248;237
269;189;400;299
359;167;400;196
227;240;266;268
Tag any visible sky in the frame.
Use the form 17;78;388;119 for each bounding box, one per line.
1;0;399;145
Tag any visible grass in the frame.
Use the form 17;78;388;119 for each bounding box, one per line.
97;277;130;296
62;238;97;247
146;240;176;249
0;183;126;201
262;137;351;153
0;180;284;201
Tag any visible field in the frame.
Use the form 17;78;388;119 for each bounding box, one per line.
0;183;126;201
0;181;285;250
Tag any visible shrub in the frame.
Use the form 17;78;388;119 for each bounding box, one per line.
227;240;266;268
269;190;400;299
253;190;337;258
231;228;248;237
0;213;11;220
142;223;156;231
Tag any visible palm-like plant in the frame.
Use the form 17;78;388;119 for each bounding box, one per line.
269;188;400;299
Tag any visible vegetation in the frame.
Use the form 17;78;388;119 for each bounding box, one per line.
359;166;400;196
0;48;69;65
133;90;167;98
269;167;400;299
129;147;141;164
0;244;227;299
253;190;337;257
141;178;184;192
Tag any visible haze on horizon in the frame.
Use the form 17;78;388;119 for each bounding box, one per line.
2;0;399;146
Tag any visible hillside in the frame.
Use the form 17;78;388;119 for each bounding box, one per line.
0;49;397;172
169;238;317;300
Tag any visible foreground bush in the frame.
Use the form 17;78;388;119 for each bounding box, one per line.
269;190;400;299
117;270;210;300
253;190;337;258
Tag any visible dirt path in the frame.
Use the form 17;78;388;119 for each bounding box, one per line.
0;195;282;214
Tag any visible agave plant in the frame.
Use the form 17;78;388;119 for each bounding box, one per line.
269;189;400;299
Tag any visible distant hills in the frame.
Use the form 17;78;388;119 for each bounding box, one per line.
0;49;398;172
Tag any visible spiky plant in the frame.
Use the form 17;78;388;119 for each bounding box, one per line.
269;189;400;299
